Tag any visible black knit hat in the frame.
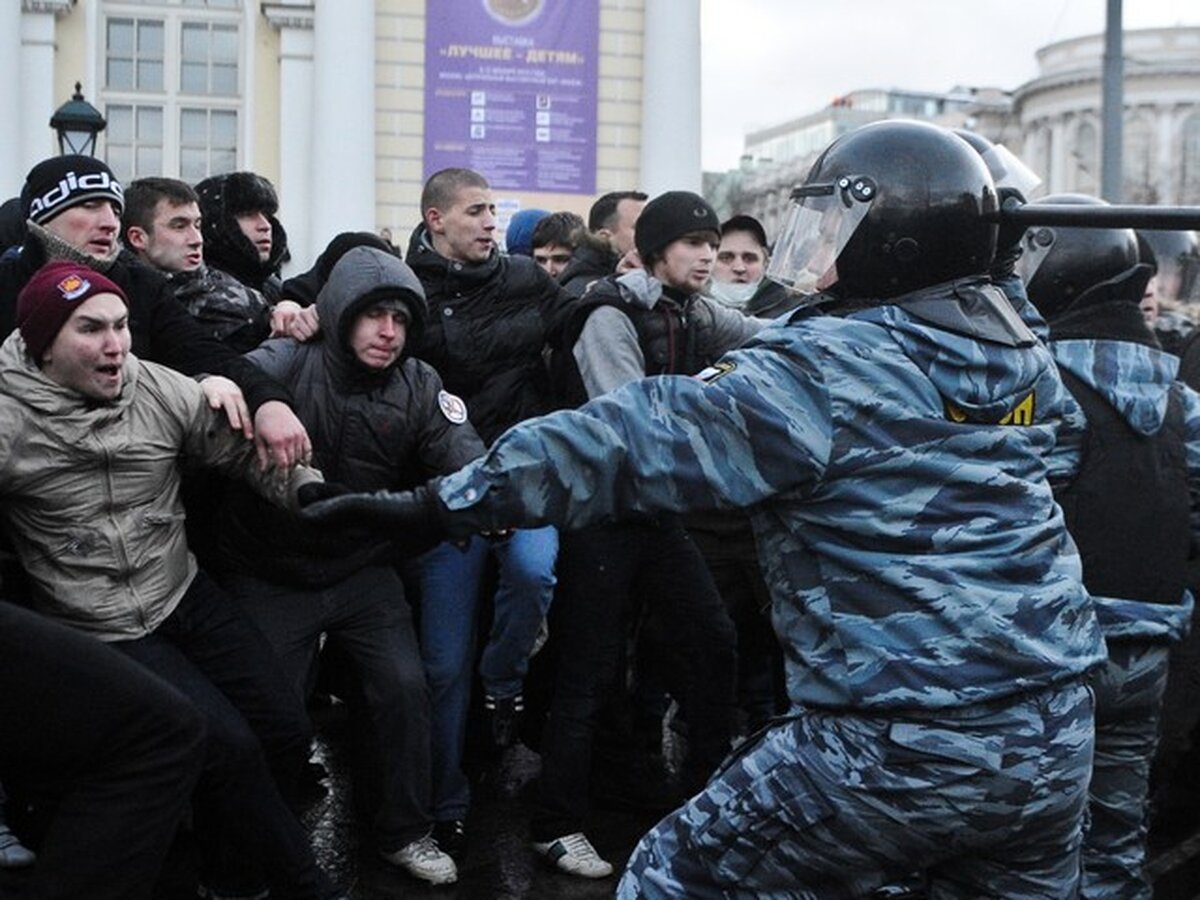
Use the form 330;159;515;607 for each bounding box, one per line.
720;214;769;250
20;156;124;225
635;191;720;265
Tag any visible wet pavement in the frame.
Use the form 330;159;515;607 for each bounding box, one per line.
5;701;1200;898
301;708;661;899
292;705;1200;899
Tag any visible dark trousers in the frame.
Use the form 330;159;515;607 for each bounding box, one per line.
111;571;334;900
532;520;736;841
0;601;206;900
222;565;434;851
689;516;786;733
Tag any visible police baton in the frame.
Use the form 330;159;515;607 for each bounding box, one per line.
988;197;1200;231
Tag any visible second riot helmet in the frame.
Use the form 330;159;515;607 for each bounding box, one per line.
1017;193;1146;319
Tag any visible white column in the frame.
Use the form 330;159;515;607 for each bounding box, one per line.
19;5;65;177
310;0;375;255
265;2;317;274
1157;104;1175;205
0;3;21;186
1049;117;1070;194
640;0;701;196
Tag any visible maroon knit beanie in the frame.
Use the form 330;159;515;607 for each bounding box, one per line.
17;262;127;363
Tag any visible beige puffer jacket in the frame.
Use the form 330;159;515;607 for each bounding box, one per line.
0;330;319;640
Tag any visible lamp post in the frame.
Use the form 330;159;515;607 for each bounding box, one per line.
49;82;106;157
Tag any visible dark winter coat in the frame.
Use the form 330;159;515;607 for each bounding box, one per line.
406;224;577;444
170;264;272;354
557;233;618;299
216;246;485;587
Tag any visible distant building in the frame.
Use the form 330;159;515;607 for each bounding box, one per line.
712;86;1011;237
1013;26;1200;205
712;26;1200;241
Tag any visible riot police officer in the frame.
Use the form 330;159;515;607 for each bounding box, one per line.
299;121;1105;898
1019;194;1200;899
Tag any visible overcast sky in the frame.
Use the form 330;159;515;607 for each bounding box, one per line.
700;0;1200;171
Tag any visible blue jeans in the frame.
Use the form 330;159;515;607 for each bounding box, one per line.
221;565;434;851
414;525;557;820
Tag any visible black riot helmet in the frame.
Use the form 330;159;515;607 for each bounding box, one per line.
951;129;1043;197
1017;193;1146;319
767;120;998;301
1139;228;1200;305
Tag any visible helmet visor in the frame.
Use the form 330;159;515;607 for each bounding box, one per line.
979;144;1042;197
1158;254;1200;305
766;176;874;300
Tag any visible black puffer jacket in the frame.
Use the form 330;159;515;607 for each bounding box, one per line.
0;239;290;412
215;246;485;587
406;224;577;444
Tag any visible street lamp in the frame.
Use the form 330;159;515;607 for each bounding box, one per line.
49;83;107;157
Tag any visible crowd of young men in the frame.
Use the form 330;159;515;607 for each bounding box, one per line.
2;121;1200;899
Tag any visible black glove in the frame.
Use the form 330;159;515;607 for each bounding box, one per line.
297;481;353;507
990;187;1027;280
298;482;451;556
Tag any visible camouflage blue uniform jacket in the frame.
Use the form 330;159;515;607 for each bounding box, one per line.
436;285;1107;711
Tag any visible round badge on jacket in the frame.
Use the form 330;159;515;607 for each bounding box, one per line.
438;390;469;424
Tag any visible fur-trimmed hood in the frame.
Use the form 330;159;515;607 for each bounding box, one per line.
195;171;289;292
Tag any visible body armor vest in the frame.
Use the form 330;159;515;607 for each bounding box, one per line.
1056;368;1190;605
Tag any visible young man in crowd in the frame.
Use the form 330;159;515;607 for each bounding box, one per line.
404;167;575;850
0;261;341;899
706;214;798;318
558;190;647;297
527;190;765;877
195;171;290;305
122;177;310;352
213;245;485;886
530;211;585;279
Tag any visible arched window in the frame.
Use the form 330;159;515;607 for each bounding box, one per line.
1070;121;1098;195
1181;114;1200;206
101;0;244;183
1122;114;1156;204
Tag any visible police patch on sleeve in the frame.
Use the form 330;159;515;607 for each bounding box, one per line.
695;361;737;384
438;390;468;424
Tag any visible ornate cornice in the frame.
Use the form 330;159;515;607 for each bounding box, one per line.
22;0;74;15
261;2;314;30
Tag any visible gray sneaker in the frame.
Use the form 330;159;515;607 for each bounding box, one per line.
380;833;458;885
531;831;613;878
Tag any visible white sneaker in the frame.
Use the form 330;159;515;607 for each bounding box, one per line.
531;831;614;878
380;833;458;885
0;825;34;869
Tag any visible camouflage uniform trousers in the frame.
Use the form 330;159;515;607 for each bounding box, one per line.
617;680;1095;899
1082;639;1171;899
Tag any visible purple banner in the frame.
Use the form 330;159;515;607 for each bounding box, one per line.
423;0;599;194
